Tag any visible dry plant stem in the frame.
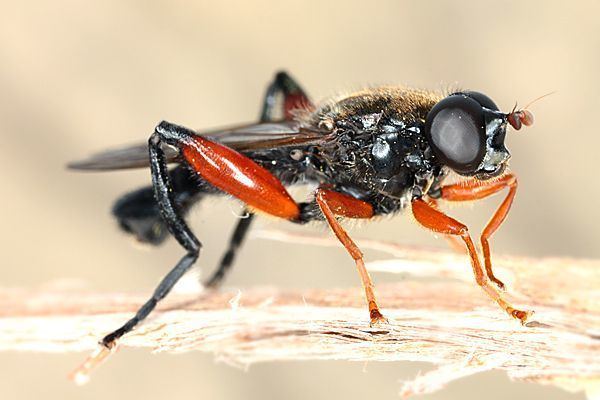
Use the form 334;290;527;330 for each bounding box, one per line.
0;230;598;399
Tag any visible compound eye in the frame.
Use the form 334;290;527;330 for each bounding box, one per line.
464;91;499;111
425;95;486;174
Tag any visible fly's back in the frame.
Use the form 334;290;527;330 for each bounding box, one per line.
304;87;446;214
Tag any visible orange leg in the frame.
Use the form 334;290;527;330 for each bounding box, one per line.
412;198;531;323
429;199;468;253
439;173;517;289
314;188;387;326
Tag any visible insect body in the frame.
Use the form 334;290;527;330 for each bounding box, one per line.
70;71;533;352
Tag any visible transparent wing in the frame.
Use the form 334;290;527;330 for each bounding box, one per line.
67;121;326;171
67;143;175;171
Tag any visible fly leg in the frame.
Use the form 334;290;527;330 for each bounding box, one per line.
428;199;467;253
261;70;313;121
204;71;312;287
313;187;387;326
73;121;303;380
101;132;202;348
438;173;518;290
204;211;254;288
412;197;531;324
104;115;303;345
112;165;208;246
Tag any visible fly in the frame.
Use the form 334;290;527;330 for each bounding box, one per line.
69;71;536;378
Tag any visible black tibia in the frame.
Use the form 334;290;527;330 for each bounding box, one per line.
204;71;309;287
101;128;202;347
103;72;310;345
260;71;309;121
112;166;205;245
204;212;255;288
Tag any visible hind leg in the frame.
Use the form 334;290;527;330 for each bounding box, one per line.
75;74;311;378
104;71;313;341
204;212;254;288
203;71;313;287
103;117;302;347
260;70;313;121
101;134;203;347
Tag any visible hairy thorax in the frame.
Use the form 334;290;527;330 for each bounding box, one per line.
300;87;448;215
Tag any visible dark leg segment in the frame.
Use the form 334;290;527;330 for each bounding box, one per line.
261;71;313;122
103;71;311;344
76;72;311;377
101;131;201;347
204;212;255;288
205;71;311;287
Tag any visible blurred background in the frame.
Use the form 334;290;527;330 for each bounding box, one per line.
0;1;597;399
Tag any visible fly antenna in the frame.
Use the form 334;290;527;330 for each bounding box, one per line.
507;91;555;131
522;91;556;110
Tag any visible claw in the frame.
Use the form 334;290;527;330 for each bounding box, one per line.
68;343;118;385
509;308;534;325
490;277;506;291
369;309;389;327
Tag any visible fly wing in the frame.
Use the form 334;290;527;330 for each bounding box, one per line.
68;121;326;171
67;142;178;171
215;121;326;151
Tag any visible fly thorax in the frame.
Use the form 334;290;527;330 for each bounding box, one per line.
368;119;436;198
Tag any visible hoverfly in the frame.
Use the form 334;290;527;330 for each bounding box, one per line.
70;71;535;361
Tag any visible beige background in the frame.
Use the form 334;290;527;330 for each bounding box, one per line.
0;1;597;399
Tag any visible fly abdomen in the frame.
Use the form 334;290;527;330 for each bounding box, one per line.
112;166;207;245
